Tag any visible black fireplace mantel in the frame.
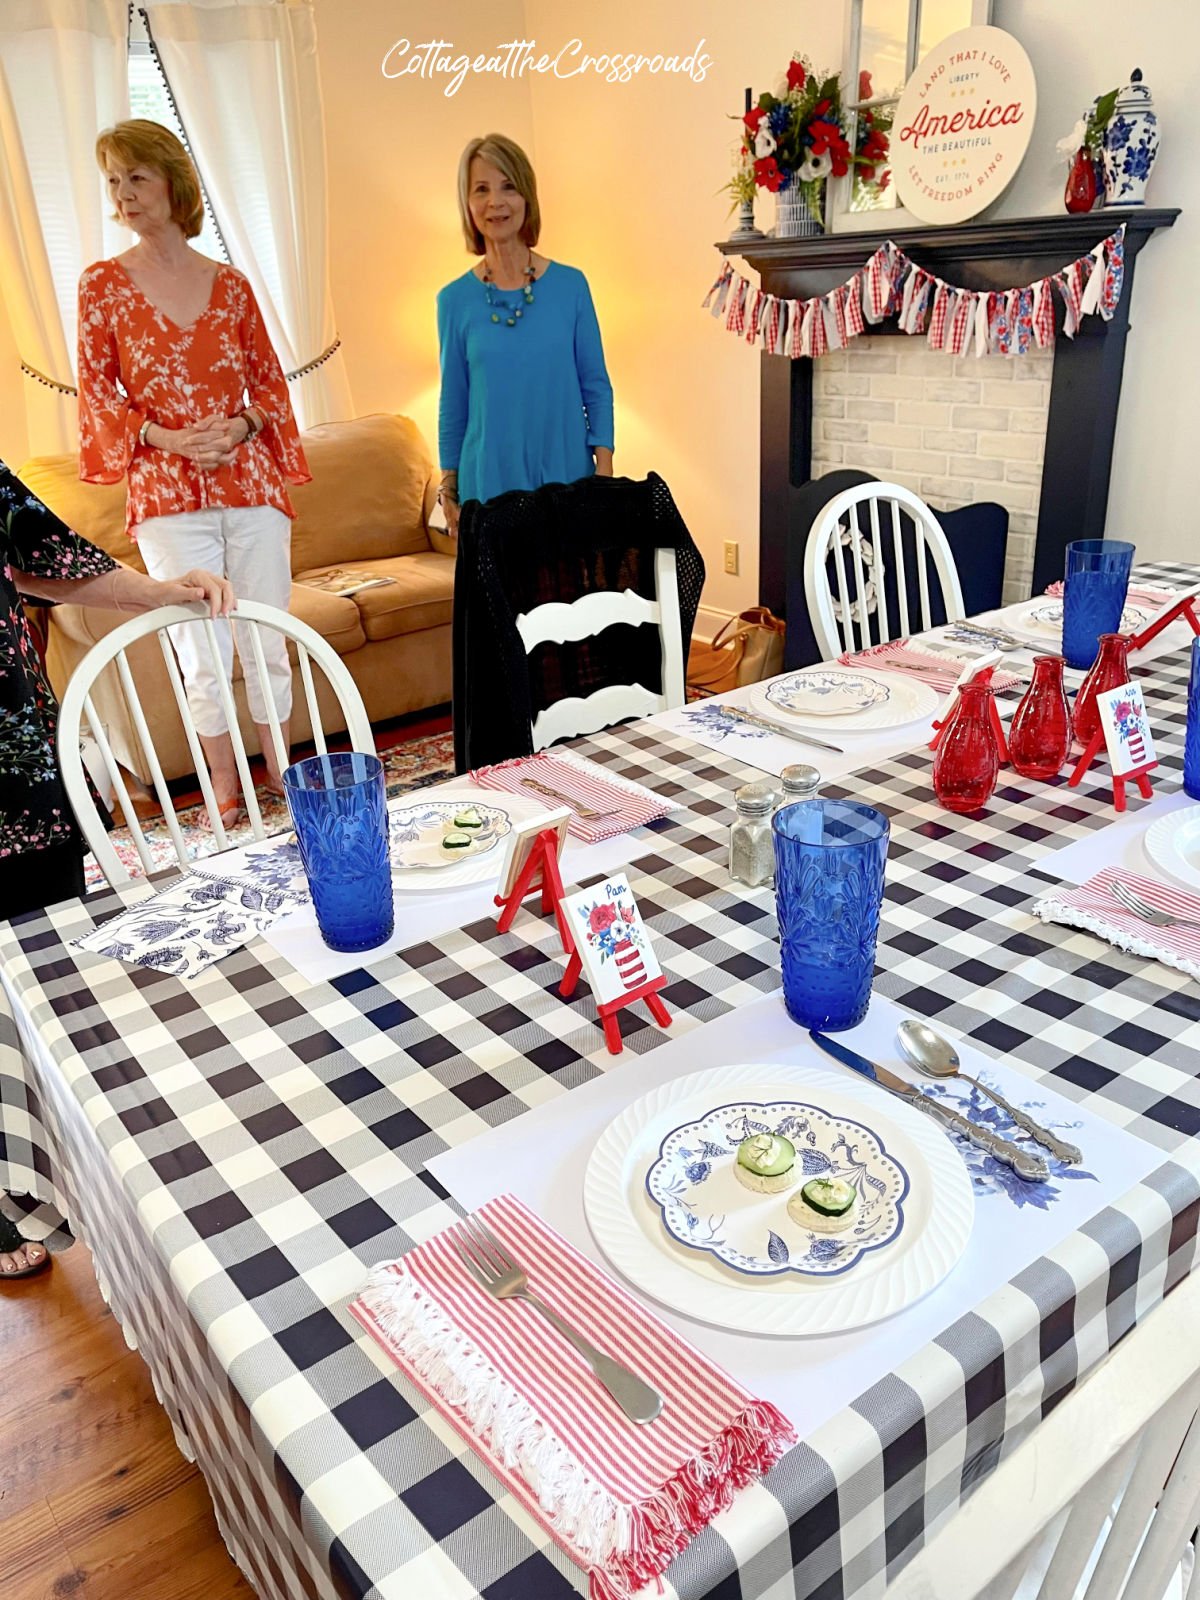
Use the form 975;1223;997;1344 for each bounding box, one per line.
723;208;1179;610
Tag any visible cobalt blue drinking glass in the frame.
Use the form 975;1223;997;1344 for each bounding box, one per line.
772;799;890;1032
1185;637;1200;802
1061;539;1135;670
284;752;394;952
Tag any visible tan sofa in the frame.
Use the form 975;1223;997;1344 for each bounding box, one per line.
21;413;456;783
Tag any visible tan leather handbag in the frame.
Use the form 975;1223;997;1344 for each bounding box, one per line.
687;607;786;697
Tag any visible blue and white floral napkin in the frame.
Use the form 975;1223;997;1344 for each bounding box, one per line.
73;872;303;980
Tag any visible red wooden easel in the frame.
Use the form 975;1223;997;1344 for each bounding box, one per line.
1127;591;1200;654
559;938;671;1056
494;827;571;952
1067;732;1157;812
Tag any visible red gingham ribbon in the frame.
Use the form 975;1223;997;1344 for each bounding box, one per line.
1032;280;1055;348
744;288;763;344
843;273;865;338
862;245;891;323
809;298;828;358
829;288;849;350
946;288;975;355
725;276;749;334
927;282;950;350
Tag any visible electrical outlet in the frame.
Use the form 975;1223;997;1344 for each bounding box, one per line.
724;540;739;575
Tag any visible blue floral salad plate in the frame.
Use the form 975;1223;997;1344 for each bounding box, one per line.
388;795;513;873
644;1098;908;1279
584;1064;974;1336
1017;601;1149;637
761;668;891;717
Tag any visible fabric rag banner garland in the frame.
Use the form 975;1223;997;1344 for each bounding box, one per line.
702;225;1126;359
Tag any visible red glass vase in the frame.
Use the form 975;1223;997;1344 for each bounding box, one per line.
1074;632;1131;746
1009;655;1073;779
1064;146;1098;213
932;680;1001;813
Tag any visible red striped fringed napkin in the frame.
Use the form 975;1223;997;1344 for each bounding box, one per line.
1032;867;1200;982
840;640;1022;695
350;1195;795;1600
1043;580;1180;607
470;751;675;843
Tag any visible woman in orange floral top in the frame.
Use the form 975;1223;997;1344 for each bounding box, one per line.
78;119;311;828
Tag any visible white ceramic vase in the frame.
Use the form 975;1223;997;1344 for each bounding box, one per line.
1103;68;1159;207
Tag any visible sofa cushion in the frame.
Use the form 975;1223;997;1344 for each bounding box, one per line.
286;583;367;655
289;414;434;573
16;455;141;568
323;552;456;642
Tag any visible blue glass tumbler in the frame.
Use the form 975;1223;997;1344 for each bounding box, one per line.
283;752;394;952
1185;638;1200;802
773;799;890;1032
1062;539;1135;670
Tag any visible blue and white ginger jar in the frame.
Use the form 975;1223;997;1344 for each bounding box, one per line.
1103;68;1158;207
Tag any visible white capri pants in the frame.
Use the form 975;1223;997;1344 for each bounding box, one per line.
134;505;292;739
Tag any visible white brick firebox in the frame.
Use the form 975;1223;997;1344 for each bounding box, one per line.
809;337;1054;605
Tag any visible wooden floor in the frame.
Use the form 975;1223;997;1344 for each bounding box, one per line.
0;1241;255;1600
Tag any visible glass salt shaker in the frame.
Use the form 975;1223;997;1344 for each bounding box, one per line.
729;780;779;888
776;764;820;809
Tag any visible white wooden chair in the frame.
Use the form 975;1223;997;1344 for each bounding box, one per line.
804;482;966;658
57;598;375;888
885;1268;1200;1600
514;546;685;750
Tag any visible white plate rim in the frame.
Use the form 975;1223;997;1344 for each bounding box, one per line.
584;1062;974;1337
1143;804;1200;894
1012;601;1150;637
749;669;938;732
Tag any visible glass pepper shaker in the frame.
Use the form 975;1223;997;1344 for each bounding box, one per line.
729;780;779;887
777;764;821;808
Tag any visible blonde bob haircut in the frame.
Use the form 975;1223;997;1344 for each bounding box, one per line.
457;134;541;254
95;119;205;240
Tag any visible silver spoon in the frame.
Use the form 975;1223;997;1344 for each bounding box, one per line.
896;1020;1082;1166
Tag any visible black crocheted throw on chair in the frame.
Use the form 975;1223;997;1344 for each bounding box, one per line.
453;472;704;771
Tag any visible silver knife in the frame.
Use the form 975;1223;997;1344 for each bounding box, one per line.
809;1030;1049;1183
722;707;845;755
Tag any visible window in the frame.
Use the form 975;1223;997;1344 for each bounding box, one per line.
127;32;228;263
833;0;992;228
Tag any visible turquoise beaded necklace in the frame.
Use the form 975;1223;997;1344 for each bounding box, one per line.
482;254;536;327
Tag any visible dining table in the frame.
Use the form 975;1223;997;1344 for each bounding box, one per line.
2;560;1199;1600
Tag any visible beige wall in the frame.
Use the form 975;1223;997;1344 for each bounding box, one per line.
317;0;841;624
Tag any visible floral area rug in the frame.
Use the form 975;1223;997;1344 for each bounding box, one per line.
83;727;456;889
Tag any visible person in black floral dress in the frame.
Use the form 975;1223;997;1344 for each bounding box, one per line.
0;458;232;1278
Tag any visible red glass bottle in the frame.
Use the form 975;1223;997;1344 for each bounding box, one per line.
932;680;1001;813
1064;146;1098;213
1009;655;1073;779
1073;633;1131;746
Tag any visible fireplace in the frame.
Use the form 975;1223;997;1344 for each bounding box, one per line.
720;209;1179;618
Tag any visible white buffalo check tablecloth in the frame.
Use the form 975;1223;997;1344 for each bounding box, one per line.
1;563;1199;1600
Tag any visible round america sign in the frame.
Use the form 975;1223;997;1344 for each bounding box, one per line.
893;25;1036;225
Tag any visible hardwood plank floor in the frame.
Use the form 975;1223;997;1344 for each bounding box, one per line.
0;1242;256;1600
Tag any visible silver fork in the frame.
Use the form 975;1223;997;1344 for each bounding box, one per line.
452;1214;664;1425
1110;878;1200;931
519;777;617;821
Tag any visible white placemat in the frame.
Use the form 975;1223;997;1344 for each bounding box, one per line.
647;683;940;781
428;993;1160;1439
1032;788;1194;886
972;600;1195;668
260;830;662;984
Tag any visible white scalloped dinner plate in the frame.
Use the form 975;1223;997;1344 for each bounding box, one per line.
1144;804;1200;894
749;669;939;733
584;1063;974;1337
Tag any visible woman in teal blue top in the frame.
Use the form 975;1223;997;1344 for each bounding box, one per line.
437;133;614;535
